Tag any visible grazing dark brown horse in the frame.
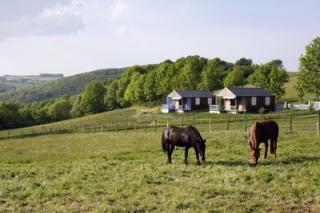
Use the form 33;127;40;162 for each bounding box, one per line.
162;125;206;165
247;120;279;166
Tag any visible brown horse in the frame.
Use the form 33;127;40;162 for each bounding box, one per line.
162;125;206;165
247;120;279;166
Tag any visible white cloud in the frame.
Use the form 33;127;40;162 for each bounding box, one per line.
41;0;83;18
115;26;128;35
178;8;189;16
111;0;129;18
0;0;84;40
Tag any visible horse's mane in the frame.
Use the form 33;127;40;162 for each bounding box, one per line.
188;126;204;142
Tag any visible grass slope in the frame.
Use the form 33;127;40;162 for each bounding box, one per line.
0;68;124;103
1;106;316;140
282;72;315;102
0;129;319;212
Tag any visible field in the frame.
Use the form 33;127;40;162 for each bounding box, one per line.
0;109;320;212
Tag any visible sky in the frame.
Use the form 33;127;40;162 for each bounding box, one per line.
0;0;319;76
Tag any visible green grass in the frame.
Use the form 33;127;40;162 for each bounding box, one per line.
282;72;316;102
1;106;317;140
0;129;319;212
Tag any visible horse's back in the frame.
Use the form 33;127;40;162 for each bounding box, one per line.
262;120;278;139
162;125;189;147
256;120;279;140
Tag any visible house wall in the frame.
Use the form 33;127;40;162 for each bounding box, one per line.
182;97;214;111
244;96;275;112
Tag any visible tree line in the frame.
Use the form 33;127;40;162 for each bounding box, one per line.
0;55;291;130
2;35;320;131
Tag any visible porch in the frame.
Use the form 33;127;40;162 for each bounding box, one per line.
209;97;247;114
209;105;238;114
161;104;184;113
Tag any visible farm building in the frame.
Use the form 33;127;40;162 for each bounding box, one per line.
161;90;214;113
210;87;275;114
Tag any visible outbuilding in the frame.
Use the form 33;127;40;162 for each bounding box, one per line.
161;90;214;113
210;87;275;114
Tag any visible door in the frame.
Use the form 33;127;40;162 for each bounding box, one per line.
187;98;192;111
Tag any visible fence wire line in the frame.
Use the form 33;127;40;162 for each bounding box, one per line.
1;113;319;140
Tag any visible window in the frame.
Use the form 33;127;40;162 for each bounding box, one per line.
208;98;212;105
265;97;270;105
196;98;200;105
251;97;257;106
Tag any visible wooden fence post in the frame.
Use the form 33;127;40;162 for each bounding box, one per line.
7;130;10;139
289;115;293;134
144;120;147;134
154;120;157;132
244;117;248;133
317;112;320;137
125;121;128;133
226;118;231;131
167;119;169;128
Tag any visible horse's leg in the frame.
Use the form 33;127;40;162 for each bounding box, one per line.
264;141;268;159
194;147;201;165
167;144;174;164
184;147;189;165
274;139;277;158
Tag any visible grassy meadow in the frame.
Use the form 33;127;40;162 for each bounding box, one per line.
0;124;320;212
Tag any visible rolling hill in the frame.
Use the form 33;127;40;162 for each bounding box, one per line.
0;68;124;103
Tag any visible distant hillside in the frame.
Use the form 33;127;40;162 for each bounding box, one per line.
0;68;124;103
281;72;314;102
0;74;63;93
0;82;16;93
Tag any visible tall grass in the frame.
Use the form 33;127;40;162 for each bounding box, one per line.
0;129;319;212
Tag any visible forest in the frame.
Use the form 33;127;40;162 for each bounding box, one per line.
1;36;320;130
0;56;289;130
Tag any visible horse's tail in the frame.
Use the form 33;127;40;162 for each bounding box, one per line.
161;128;169;152
270;121;279;154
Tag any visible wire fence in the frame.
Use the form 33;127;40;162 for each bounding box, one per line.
1;112;319;140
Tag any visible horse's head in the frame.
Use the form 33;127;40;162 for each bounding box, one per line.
199;139;206;162
251;148;260;166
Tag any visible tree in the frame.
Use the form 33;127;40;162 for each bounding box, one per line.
249;60;289;100
104;81;119;110
49;96;72;121
80;81;106;114
0;102;21;129
71;95;84;117
19;106;34;126
134;74;146;103
224;66;246;87
116;66;145;107
31;101;52;124
234;58;254;78
297;37;320;101
198;58;230;91
155;61;175;98
178;56;207;90
144;72;157;102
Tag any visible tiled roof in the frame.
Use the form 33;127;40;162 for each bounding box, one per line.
228;87;273;96
175;90;213;97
